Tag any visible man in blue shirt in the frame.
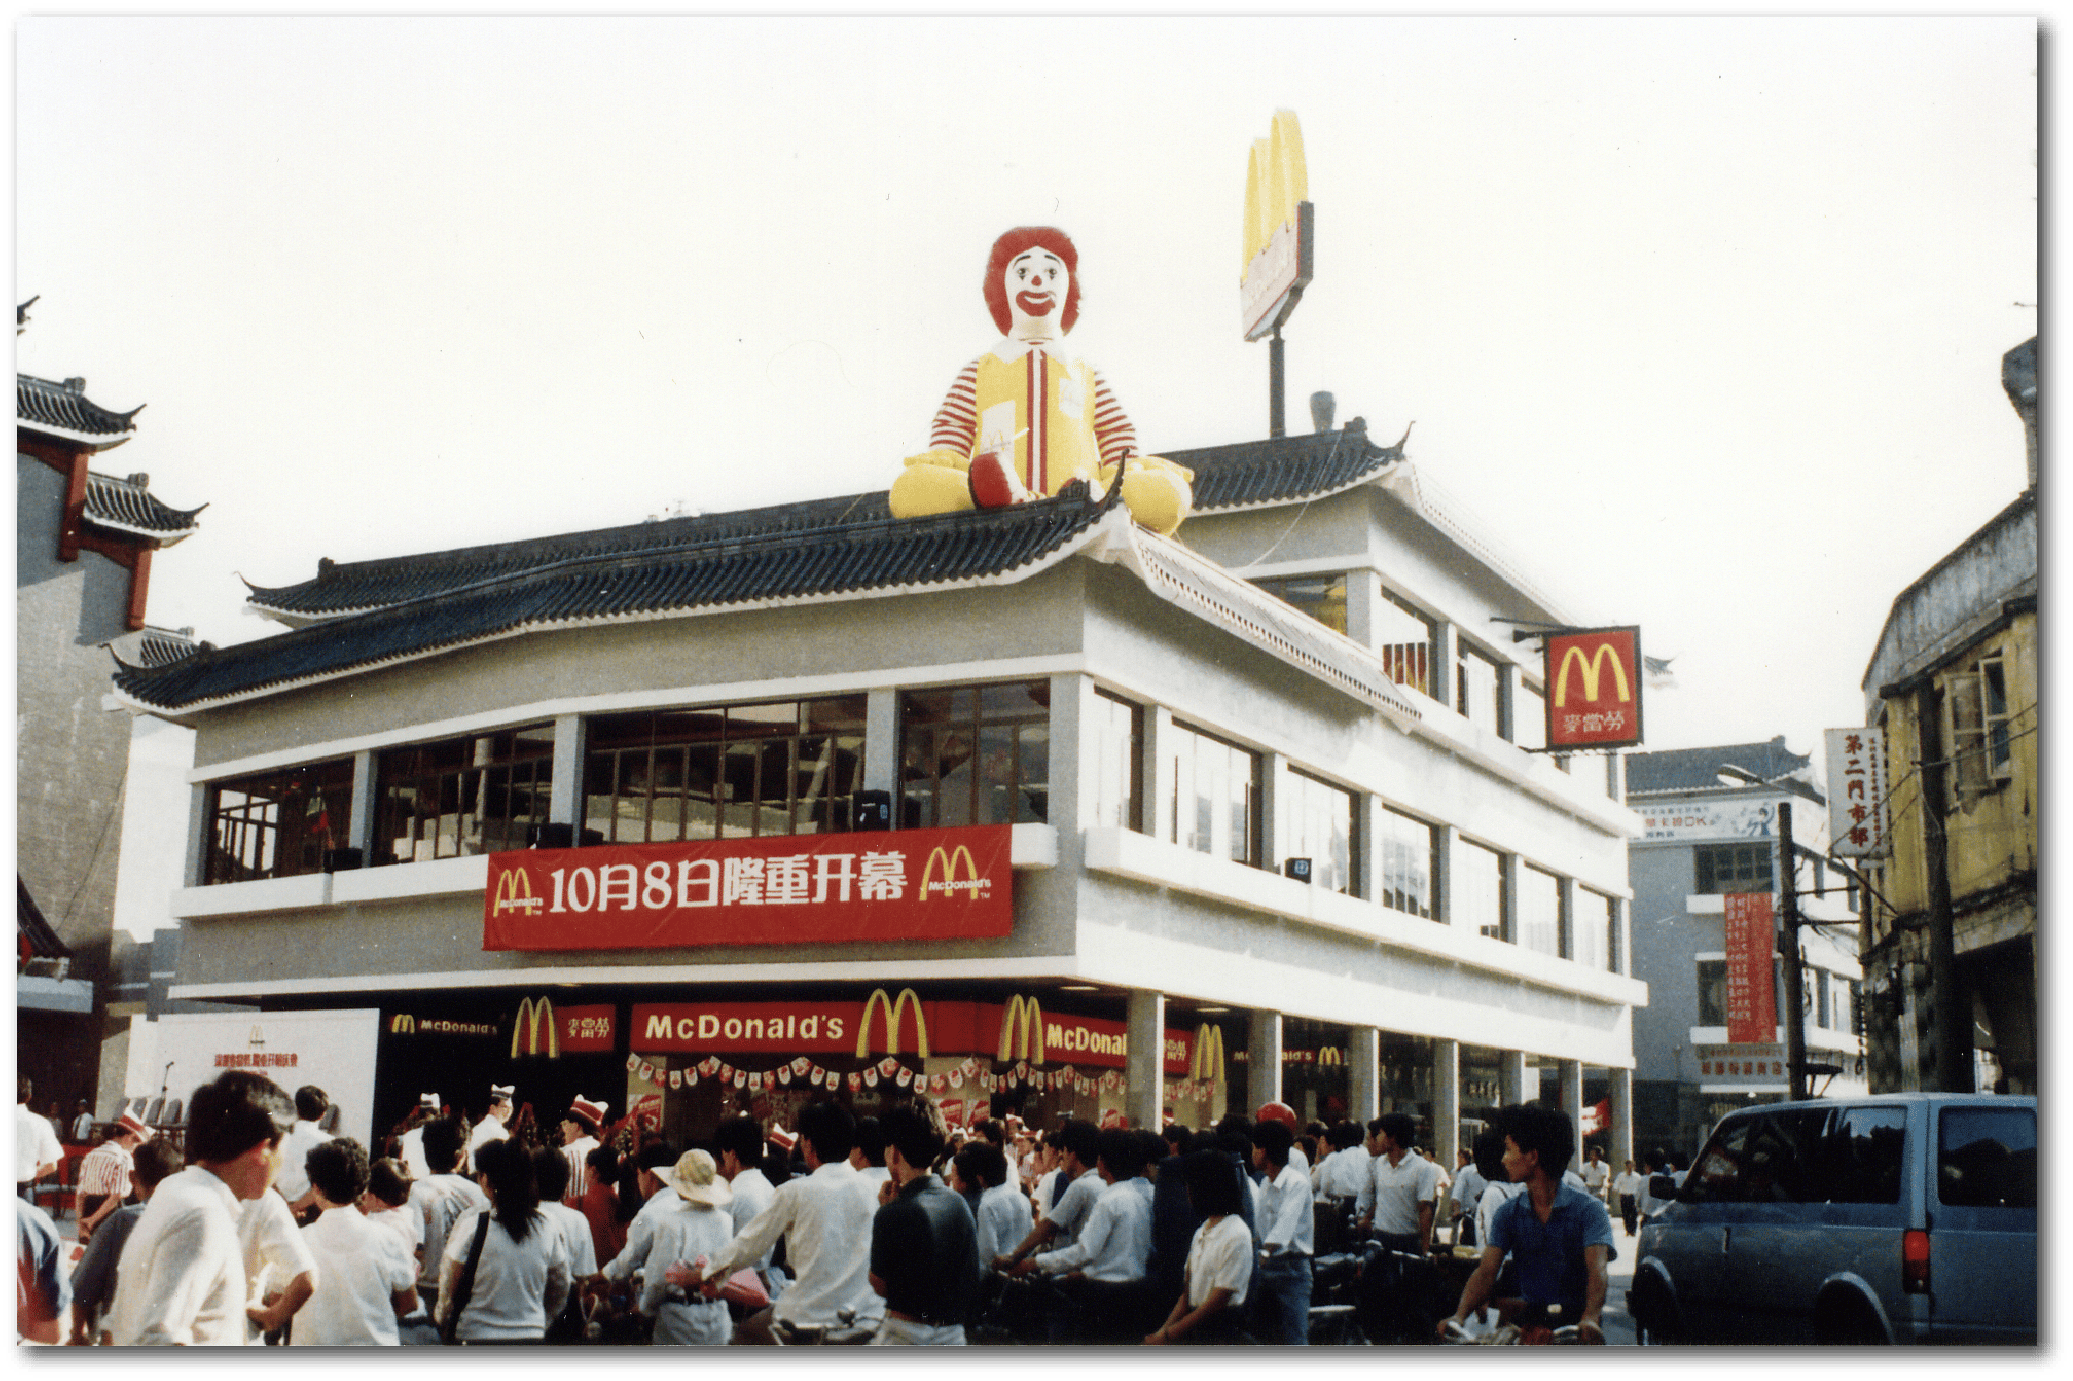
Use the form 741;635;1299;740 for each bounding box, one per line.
1440;1104;1612;1344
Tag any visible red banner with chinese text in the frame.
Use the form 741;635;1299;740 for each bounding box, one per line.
482;825;1013;951
1545;626;1643;749
1723;892;1778;1044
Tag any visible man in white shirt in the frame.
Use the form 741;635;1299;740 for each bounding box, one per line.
1249;1120;1315;1345
108;1070;298;1345
71;1101;96;1144
1611;1158;1645;1236
673;1100;884;1345
15;1077;62;1201
1449;1148;1489;1248
850;1116;893;1201
1018;1126;1153;1344
274;1086;334;1222
463;1086;514;1173
559;1095;607;1202
1355;1112;1443;1254
953;1142;1031;1273
293;1138;417;1346
996;1119;1102;1269
239;1167;319;1342
405;1116;488;1319
713;1116;780;1288
396;1094;439;1180
1579;1144;1611;1204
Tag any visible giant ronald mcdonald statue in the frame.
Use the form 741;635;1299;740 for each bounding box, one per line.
887;227;1194;536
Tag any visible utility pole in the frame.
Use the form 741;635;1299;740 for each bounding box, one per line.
1915;685;1970;1093
1777;801;1809;1100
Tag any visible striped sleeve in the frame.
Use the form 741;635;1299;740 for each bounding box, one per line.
928;359;982;455
1090;369;1138;468
76;1145;129;1197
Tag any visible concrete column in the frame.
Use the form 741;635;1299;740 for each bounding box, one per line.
1126;988;1166;1131
1608;1067;1635;1170
1433;1038;1462;1171
1607;750;1627;805
1499;851;1522;945
183;783;210;888
1145;706;1175;844
1343;569;1385;653
348;749;377;856
1496;660;1519;742
862;688;899;796
1433;622;1460;711
1559;876;1581;962
1612;895;1631;977
1348;1025;1381;1123
548;714;587;827
1559;1059;1584;1133
1498;1050;1529;1106
1434;822;1459;927
1048;673;1092;835
1356;793;1384;903
1259;751;1288;872
1248;1009;1283;1111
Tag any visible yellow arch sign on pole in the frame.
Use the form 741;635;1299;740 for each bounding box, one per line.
1240;109;1314;344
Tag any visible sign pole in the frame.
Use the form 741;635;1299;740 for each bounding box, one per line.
1269;327;1286;438
1777;801;1809;1100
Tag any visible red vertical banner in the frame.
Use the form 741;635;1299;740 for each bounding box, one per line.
1723;892;1778;1044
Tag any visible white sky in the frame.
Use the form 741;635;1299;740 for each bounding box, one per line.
15;16;2037;935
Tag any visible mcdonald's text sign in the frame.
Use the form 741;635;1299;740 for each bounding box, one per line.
482;825;1012;951
1544;626;1643;750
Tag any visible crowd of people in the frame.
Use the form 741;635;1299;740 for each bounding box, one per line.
18;1066;1625;1347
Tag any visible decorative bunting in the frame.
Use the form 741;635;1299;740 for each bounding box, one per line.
749;1071;764;1091
778;1066;792;1086
864;1069;878;1088
878;1057;899;1079
732;1069;746;1089
668;1069;682;1090
687;1069;699;1087
895;1067;913;1088
792;1056;811;1076
847;1072;861;1092
626;1054;639;1072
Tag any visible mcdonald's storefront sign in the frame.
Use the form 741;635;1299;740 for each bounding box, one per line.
482;824;1013;952
388;1013;499;1038
1544;626;1644;750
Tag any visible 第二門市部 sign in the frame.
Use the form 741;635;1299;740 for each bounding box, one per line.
482;825;1012;951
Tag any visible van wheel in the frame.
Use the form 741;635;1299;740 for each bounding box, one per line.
1815;1297;1888;1345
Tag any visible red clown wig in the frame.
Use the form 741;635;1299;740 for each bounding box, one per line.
984;226;1081;336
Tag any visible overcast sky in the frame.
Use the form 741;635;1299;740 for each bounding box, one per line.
15;16;2036;934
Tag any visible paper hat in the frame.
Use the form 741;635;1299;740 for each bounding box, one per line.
568;1095;607;1125
115;1111;153;1141
418;1092;441;1110
489;1085;515;1102
659;1149;733;1208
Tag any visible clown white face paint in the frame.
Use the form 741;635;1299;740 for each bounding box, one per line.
1005;248;1068;341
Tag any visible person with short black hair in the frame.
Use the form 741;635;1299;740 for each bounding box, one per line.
1025;1125;1155;1342
107;1071;296;1345
673;1100;883;1345
953;1141;1030;1273
360;1157;418;1257
997;1118;1101;1270
275;1086;334;1220
406;1116;488;1321
293;1138;418;1346
629;1140;683;1226
1612;1158;1644;1237
1146;1149;1253;1345
850;1116;891;1201
867;1098;978;1345
531;1146;598;1341
1442;1104;1612;1343
1249;1119;1313;1345
1356;1111;1442;1252
465;1086;515;1174
709;1118;780;1291
68;1138;183;1345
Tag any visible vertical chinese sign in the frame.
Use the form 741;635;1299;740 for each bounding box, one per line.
1722;892;1778;1044
1823;728;1889;857
1544;626;1644;750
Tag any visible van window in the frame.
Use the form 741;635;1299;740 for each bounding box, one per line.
1685;1108;1836;1203
1823;1106;1907;1204
1939;1107;2036;1210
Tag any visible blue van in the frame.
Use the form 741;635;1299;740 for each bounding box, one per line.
1627;1094;2035;1345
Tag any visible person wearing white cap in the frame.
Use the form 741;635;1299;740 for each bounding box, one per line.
559;1096;606;1202
75;1111;153;1240
464;1086;515;1173
397;1094;440;1181
597;1148;735;1346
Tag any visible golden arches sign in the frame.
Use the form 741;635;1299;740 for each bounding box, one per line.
390;1014;415;1035
1553;641;1632;709
855;987;931;1059
1189;1024;1226;1087
919;845;980;900
512;996;559;1059
1317;1046;1345;1067
1242;110;1308;273
997;994;1046;1064
491;867;541;917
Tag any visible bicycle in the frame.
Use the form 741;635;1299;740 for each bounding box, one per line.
772;1308;875;1346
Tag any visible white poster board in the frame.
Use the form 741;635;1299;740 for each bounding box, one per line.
125;1009;382;1148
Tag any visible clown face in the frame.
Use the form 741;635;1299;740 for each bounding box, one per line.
1004;248;1070;340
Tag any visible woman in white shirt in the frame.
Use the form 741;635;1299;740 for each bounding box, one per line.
1146;1149;1252;1346
438;1137;572;1344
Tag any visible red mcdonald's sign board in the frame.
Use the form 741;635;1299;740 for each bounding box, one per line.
1723;892;1779;1045
482;825;1013;951
1544;626;1643;750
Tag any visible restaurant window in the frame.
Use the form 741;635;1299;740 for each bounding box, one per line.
585;696;867;844
1377;807;1438;920
1283;770;1358;896
374;726;553;866
900;681;1050;828
1377;590;1437;698
1519;865;1562;957
1696;958;1728;1026
1695;842;1772;894
1457;643;1503;736
1088;689;1143;833
203;758;356;884
1167;720;1261;867
1253;572;1347;636
1456;838;1505;939
1576;887;1615;972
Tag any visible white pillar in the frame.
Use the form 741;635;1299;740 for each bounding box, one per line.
1260;751;1289;873
1357;793;1384;904
1343;569;1385;653
1249;1010;1283;1112
1559;876;1581;962
1498;1050;1529;1106
1434;822;1460;928
1349;1026;1381;1123
1499;850;1522;945
1559;1059;1584;1133
183;783;210;887
548;714;587;828
1608;1067;1635;1170
1434;1038;1462;1170
1433;622;1460;711
1126;989;1166;1131
862;688;899;796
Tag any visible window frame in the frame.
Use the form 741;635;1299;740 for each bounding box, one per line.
373;725;555;867
202;757;357;885
898;680;1052;831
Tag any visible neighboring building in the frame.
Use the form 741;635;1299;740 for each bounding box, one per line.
1856;338;2037;1097
109;421;1645;1166
16;309;204;1119
1625;738;1866;1161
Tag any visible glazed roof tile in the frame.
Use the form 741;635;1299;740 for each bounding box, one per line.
82;471;205;544
1163;419;1403;513
17;372;140;448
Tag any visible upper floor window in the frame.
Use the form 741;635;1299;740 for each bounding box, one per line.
1168;720;1260;866
375;726;553;866
585;697;867;845
1254;572;1347;636
1518;865;1563;957
1088;689;1143;833
1377;806;1437;920
900;681;1049;828
1946;652;2014;806
1283;770;1358;896
1377;590;1437;699
1456;838;1505;940
1457;643;1503;737
1695;841;1772;895
203;758;355;884
1578;887;1617;972
1696;958;1728;1026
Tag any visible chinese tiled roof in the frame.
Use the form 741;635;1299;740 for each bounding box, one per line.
1163;419;1405;513
1626;736;1823;805
16;372;141;449
18;877;69;961
107;626;205;671
81;471;206;545
115;485;1119;714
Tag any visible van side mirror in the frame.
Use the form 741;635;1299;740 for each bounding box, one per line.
1649;1174;1679;1200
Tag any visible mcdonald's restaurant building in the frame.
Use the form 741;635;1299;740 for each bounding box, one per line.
113;424;1647;1164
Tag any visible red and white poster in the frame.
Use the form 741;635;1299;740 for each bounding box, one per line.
483;825;1012;951
1544;626;1643;750
1723;892;1778;1044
